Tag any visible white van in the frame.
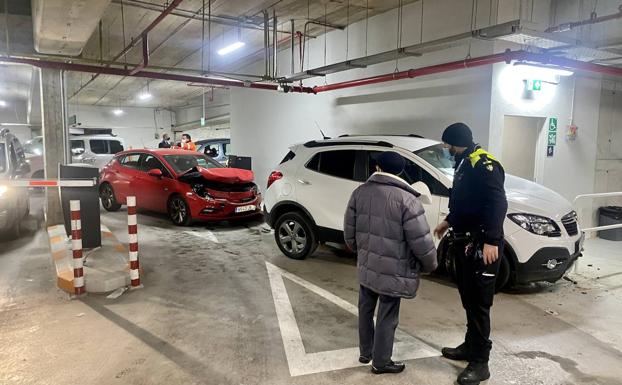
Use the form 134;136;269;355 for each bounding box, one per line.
70;135;125;170
263;135;585;291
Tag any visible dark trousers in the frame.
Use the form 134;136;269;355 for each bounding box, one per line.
358;285;401;367
454;241;503;363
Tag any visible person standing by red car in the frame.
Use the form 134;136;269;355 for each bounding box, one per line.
180;133;197;151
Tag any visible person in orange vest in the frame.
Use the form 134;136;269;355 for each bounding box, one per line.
180;133;197;151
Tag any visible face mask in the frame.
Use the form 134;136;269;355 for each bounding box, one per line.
442;147;455;161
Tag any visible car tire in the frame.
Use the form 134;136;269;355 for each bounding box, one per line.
100;183;122;212
168;195;192;226
274;212;318;260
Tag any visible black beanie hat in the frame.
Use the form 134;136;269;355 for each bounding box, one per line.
442;122;473;147
377;151;405;175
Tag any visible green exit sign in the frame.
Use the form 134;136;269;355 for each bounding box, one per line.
200;117;206;126
531;79;542;91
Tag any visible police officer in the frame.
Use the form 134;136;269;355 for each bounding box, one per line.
433;122;508;385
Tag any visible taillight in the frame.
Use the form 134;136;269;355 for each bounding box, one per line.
267;171;283;189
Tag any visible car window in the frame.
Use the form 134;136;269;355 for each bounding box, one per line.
305;150;356;181
90;140;108;154
0;143;6;173
109;140;124;154
222;142;229;155
8;141;18;169
163;154;222;174
140;154;171;177
368;151;450;196
24;137;43;155
119;154;141;169
71;140;85;150
414;144;455;178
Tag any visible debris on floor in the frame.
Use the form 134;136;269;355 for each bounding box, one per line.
106;287;128;299
545;309;559;316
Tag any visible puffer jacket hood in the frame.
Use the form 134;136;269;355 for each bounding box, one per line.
344;172;438;299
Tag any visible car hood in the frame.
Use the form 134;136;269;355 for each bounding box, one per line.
181;166;254;184
505;175;573;220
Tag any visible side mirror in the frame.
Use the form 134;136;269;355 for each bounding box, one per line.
412;181;432;205
148;168;163;178
71;148;85;155
16;162;31;176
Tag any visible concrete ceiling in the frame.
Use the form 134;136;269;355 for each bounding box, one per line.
64;0;418;108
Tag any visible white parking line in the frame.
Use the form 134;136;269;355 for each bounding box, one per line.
265;262;439;377
183;230;219;243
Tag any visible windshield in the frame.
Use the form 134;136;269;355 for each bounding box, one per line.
23;138;43;155
414;144;455;178
0;143;6;174
164;154;222;174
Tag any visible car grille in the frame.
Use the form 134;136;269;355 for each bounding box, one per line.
561;211;579;236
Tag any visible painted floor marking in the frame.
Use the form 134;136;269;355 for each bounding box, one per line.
265;261;439;377
183;230;219;243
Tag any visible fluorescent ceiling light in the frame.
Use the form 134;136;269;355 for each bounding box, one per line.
0;100;7;107
217;41;245;56
112;109;124;116
513;62;574;77
138;92;152;100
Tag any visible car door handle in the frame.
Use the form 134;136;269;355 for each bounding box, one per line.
297;179;311;185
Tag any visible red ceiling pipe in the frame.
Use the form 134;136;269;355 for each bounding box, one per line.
312;50;521;93
312;49;622;93
0;56;314;93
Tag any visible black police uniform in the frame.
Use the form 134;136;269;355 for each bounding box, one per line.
446;143;508;363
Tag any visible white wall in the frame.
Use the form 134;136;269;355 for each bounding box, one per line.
67;104;175;149
595;80;622;208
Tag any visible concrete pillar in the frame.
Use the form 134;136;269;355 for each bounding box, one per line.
39;68;68;225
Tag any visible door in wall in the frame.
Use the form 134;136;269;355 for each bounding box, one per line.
501;116;545;181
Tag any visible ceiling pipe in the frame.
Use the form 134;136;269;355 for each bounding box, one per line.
545;4;622;33
263;10;270;79
0;56;314;93
273;11;278;79
312;49;622;93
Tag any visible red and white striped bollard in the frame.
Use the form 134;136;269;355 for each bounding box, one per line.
127;196;142;288
70;200;86;295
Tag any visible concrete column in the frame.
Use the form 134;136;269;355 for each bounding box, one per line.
39;68;68;225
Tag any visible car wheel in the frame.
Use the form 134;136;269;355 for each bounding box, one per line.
100;183;121;212
168;195;192;226
274;212;318;260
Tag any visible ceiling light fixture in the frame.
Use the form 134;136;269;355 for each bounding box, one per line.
217;41;245;56
112;109;124;116
0;100;7;107
138;92;152;100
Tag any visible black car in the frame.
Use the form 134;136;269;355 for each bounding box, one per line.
0;129;31;239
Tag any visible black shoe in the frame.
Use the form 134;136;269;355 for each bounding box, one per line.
371;361;405;374
359;355;371;364
457;362;490;385
441;343;470;361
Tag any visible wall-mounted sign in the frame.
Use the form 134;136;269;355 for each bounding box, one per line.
547;145;555;157
548;117;557;146
200;117;206;126
566;124;578;141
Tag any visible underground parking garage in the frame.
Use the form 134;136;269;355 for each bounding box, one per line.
2;0;622;384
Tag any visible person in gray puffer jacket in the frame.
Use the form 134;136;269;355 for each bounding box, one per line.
344;151;437;375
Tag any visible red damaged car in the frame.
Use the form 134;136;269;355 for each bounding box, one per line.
99;149;261;225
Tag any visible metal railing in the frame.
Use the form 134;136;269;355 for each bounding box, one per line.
573;192;622;233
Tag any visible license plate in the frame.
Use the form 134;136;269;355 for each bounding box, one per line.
235;205;256;213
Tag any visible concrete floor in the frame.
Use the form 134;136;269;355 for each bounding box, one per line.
2;194;622;385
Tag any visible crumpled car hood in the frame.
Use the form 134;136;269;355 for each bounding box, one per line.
180;166;254;184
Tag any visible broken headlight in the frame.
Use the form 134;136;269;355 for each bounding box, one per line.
251;185;260;195
192;184;214;200
508;213;561;237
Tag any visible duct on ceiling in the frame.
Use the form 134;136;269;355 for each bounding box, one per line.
32;0;111;56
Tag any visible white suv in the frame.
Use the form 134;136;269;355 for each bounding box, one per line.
263;135;585;290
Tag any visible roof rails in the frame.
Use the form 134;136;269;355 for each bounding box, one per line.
338;133;425;138
304;140;394;148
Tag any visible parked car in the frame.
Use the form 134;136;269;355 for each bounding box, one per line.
263;135;585;291
196;138;230;165
0;129;31;239
71;134;125;170
99;148;262;225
